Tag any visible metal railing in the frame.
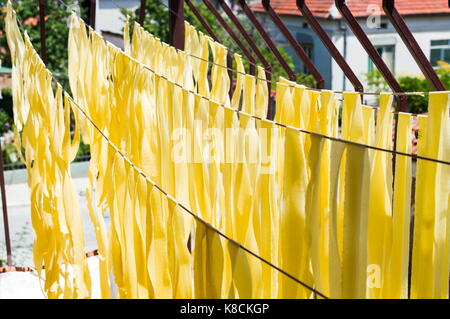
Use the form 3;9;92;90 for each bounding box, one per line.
1;0;447;278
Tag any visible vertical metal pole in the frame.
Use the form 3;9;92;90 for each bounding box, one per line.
382;0;445;91
262;0;324;89
169;0;185;50
139;0;146;25
39;0;47;64
296;0;364;93
238;0;297;81
0;141;12;267
89;0;96;29
335;0;407;112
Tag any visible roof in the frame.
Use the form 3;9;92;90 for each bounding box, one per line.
251;0;450;19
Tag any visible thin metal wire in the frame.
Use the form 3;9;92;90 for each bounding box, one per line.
10;7;448;299
128;21;427;114
54;0;437;119
12;5;329;298
57;0;444;99
62;89;329;299
26;5;448;164
154;0;447;97
111;44;450;165
157;0;276;74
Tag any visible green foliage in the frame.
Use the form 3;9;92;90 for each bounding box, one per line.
397;76;430;114
2;142;19;164
365;68;389;94
296;73;316;89
0;88;13;134
365;67;450;114
76;138;91;158
0;1;87;162
0;107;11;134
0;0;86;74
121;0;311;83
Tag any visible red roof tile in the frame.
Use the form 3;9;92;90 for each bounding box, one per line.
251;0;450;18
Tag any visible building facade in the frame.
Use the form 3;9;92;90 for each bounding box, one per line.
251;0;450;96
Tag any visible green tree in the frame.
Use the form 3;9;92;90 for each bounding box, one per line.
120;0;315;87
0;0;87;160
0;0;86;74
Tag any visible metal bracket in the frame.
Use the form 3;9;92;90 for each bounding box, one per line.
199;0;257;74
262;0;324;89
217;0;272;110
238;0;297;81
382;0;445;91
335;0;407;111
185;0;234;97
296;0;363;93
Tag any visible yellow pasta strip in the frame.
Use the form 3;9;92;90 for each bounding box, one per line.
341;92;370;299
412;92;450;299
367;94;394;299
385;112;413;299
6;3;91;298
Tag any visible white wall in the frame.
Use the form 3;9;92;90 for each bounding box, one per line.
332;15;450;96
262;12;450;99
95;2;450;98
96;0;140;34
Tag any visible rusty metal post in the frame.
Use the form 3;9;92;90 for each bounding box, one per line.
296;0;363;93
198;0;257;75
39;0;47;64
261;0;324;89
216;0;272;110
89;0;96;29
139;0;146;25
0;140;12;267
169;0;185;50
335;0;407;111
382;0;445;91
238;0;297;81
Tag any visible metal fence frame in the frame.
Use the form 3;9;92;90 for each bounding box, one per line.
1;0;447;283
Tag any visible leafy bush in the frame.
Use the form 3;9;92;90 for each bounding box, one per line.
397;76;430;114
365;62;450;113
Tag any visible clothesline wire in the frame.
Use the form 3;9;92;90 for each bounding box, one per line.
152;0;443;98
54;0;439;108
12;5;448;165
10;6;329;299
154;0;277;74
101;33;450;166
60;87;328;299
130;21;429;117
7;5;446;299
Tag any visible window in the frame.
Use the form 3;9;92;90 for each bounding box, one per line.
368;45;395;73
295;33;314;74
430;40;450;66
